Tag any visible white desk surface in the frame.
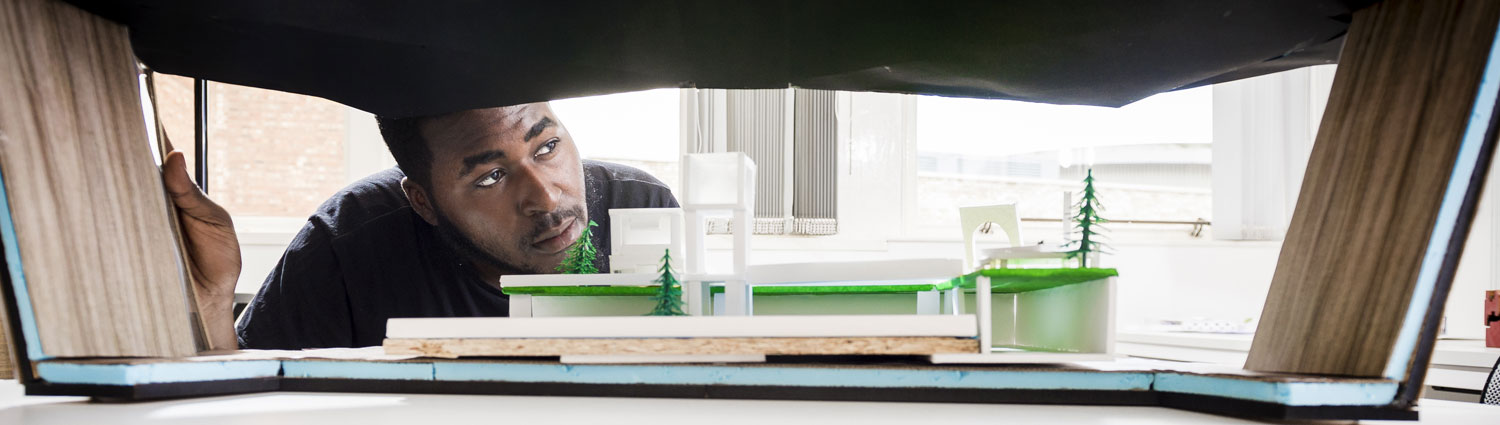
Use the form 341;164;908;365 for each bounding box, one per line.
1117;331;1500;392
3;380;1498;425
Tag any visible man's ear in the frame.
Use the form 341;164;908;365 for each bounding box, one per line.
401;177;439;226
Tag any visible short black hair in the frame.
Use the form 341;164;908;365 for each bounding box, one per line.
376;115;433;188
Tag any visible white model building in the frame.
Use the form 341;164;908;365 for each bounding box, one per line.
959;204;1024;272
607;208;684;274
679;152;756;316
494;160;1115;362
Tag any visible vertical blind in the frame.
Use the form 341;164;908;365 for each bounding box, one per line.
706;88;838;235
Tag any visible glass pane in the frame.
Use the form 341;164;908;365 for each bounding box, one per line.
153;74;385;218
552;88;681;195
914;87;1213;240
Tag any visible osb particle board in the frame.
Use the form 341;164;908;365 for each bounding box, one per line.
383;337;980;359
1245;0;1500;378
385;315;978;339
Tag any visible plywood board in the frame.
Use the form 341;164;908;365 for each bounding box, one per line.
558;354;766;364
385;315;978;339
1246;0;1500;378
0;0;197;357
928;352;1114;365
383;336;979;358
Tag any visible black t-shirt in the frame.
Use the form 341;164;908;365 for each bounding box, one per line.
236;160;679;349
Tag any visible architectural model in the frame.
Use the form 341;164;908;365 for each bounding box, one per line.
419;152;1119;364
607;208;683;274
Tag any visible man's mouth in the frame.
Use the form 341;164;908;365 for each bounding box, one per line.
530;217;580;254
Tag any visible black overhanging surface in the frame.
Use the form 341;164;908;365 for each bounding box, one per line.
64;0;1367;118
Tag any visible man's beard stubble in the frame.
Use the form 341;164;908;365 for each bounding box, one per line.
431;204;588;276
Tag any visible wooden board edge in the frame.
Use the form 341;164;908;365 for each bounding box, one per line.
1396;20;1500;406
382;336;980;358
0;234;35;383
384;315;979;340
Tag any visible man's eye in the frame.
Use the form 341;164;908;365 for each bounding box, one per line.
477;169;505;187
537;139;558;157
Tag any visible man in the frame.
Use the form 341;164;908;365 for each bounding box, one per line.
161;103;678;350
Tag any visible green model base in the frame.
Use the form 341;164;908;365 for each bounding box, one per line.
506;270;1118;353
946;268;1119;293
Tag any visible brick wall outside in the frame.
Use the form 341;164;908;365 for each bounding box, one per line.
153;74;348;218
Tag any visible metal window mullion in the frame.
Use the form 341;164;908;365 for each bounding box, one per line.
194;78;209;193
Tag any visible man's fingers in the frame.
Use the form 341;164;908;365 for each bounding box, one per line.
162;151;196;198
162;151;218;218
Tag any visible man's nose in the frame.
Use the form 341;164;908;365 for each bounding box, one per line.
512;165;560;216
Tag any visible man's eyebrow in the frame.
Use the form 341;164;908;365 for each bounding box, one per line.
523;117;555;142
458;150;506;179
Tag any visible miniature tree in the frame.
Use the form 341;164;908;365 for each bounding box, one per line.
646;249;686;316
556;220;600;274
1064;169;1109;268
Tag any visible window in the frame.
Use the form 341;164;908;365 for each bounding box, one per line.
680;88;840;235
904;88;1214;243
551;88;682;194
151;75;391;218
151;74;390;297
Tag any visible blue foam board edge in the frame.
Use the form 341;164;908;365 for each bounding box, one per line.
36;360;282;386
1154;373;1398;406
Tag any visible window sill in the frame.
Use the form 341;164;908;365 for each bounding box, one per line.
703;234;890;251
888;235;1282;249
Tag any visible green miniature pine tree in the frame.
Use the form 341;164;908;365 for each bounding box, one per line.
1064;169;1109;268
556;220;600;274
646;249;686;316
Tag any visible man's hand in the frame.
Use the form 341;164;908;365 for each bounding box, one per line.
162;150;242;350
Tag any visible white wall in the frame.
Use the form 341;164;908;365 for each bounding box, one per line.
1212;66;1332;241
1445;165;1499;339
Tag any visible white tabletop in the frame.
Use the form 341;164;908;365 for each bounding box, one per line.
2;379;1498;425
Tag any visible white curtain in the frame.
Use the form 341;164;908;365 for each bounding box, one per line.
1211;65;1336;241
679;88;840;235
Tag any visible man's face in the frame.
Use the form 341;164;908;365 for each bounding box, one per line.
416;104;588;275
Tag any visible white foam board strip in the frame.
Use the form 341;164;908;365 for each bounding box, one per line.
747;258;961;284
500;272;657;287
